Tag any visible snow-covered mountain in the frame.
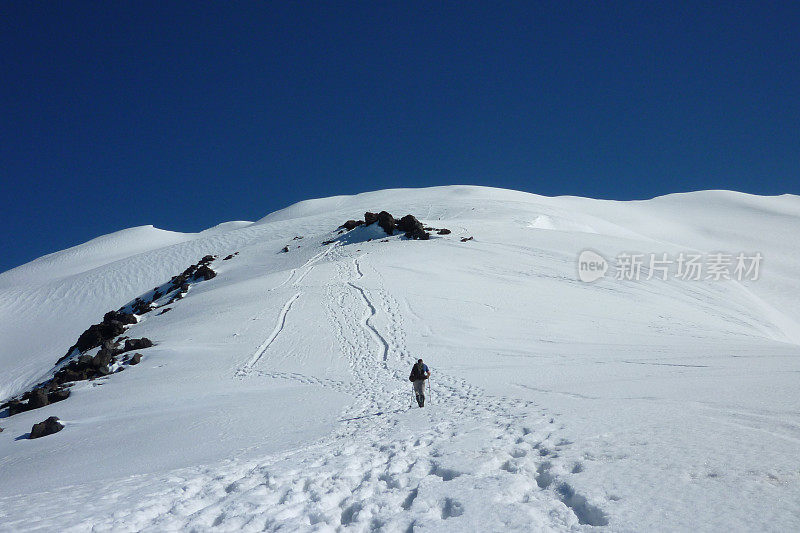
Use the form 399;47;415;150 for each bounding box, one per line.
1;185;799;532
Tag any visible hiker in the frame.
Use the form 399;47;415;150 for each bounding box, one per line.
409;359;430;407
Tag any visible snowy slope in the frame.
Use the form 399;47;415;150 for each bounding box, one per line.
1;186;799;532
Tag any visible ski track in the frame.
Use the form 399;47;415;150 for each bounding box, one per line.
237;243;340;370
242;292;301;370
346;278;390;362
36;243;609;532
267;268;296;292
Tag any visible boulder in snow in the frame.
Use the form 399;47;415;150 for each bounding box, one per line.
340;219;364;231
377;211;395;235
29;417;63;439
123;338;153;353
397;214;430;240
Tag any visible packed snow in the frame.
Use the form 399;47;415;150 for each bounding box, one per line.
0;186;799;532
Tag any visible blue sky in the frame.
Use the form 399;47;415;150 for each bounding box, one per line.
1;2;798;273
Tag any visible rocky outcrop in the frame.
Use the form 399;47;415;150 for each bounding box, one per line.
30;416;63;439
337;211;447;240
59;319;126;363
1;255;219;420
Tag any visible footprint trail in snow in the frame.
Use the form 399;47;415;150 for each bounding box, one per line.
74;245;608;531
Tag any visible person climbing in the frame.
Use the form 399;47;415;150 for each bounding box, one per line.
409;359;430;407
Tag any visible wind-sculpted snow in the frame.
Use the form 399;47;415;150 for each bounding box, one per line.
1;186;800;531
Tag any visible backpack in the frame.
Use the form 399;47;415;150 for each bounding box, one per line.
409;362;425;382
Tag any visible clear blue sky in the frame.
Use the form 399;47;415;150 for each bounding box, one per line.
2;2;798;273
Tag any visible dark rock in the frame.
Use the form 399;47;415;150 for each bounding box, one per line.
0;427;3;432
322;240;335;245
54;368;87;384
91;350;114;369
377;211;395;235
96;366;111;376
461;236;474;242
157;307;172;315
223;254;235;260
132;298;151;315
100;339;120;355
152;290;162;300
200;255;215;264
396;214;429;240
340;219;364;231
396;214;423;234
195;265;216;281
364;212;378;225
437;229;451;235
71;320;126;354
90;340;119;369
103;311;137;325
129;353;142;365
281;246;289;253
123;338;153;353
8;400;28;416
48;388;70;403
28;388;49;409
292;236;302;240
30;417;63;439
